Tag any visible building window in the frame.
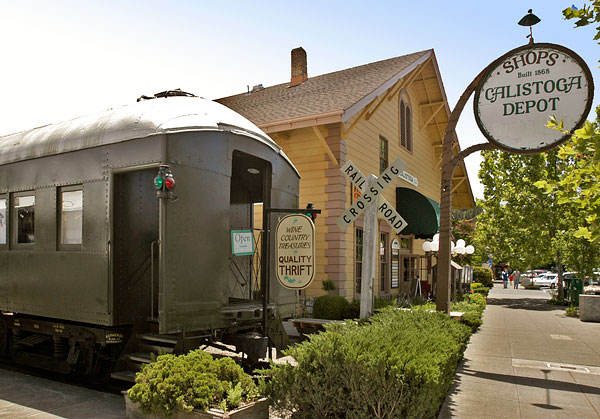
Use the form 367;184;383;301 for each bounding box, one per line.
380;136;389;174
380;233;388;293
14;193;35;244
400;98;413;152
400;237;412;252
402;256;418;282
0;197;6;245
355;228;363;294
59;187;83;246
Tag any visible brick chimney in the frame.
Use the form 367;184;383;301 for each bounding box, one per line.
290;47;308;86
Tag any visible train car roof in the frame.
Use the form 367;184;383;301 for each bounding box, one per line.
0;97;298;174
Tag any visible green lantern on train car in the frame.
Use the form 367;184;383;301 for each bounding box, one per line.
154;165;176;199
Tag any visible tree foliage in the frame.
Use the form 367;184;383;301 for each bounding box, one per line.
475;2;600;289
537;3;600;243
475;150;556;270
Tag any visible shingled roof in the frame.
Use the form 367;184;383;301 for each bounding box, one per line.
216;50;432;127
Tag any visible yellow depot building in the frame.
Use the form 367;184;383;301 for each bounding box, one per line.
217;47;475;301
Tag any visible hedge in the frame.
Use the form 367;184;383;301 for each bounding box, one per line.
451;293;487;332
313;295;351;320
473;266;494;288
261;308;471;418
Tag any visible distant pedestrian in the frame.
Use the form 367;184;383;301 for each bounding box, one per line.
514;269;521;289
503;268;508;288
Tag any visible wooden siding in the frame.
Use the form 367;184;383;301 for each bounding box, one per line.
342;78;442;297
269;127;330;298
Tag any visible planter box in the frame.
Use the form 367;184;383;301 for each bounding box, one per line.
580;294;600;322
124;394;269;419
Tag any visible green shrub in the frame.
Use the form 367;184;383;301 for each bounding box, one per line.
470;282;484;289
321;279;336;292
525;282;541;290
473;266;494;288
457;311;483;331
565;306;578;317
466;293;487;310
260;308;471;418
374;295;397;310
347;299;361;318
127;349;259;416
451;293;486;332
313;295;351;320
471;287;490;297
547;295;569;306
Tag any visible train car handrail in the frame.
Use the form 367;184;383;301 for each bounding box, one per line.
150;240;159;321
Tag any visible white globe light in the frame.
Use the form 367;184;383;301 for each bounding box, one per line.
431;241;439;252
455;246;465;255
422;241;432;252
465;245;475;255
451;241;455;251
456;239;466;248
433;233;440;242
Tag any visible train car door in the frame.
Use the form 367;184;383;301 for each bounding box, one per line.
112;168;160;324
228;151;271;304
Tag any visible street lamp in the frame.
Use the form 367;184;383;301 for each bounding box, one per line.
451;240;475;296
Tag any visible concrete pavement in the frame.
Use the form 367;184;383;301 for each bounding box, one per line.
440;284;600;418
0;368;124;418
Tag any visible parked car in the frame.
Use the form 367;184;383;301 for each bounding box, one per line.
584;283;600;295
534;273;559;288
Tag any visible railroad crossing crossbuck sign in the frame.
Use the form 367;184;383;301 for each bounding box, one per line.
336;157;409;234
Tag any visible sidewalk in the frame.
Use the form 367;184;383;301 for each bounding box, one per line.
0;368;123;418
439;285;600;418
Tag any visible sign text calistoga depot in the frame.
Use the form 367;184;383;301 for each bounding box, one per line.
474;43;594;153
275;214;315;289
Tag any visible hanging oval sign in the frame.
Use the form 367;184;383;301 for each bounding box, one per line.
474;43;594;154
275;214;315;289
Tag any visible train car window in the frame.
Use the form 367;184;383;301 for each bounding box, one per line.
0;198;6;245
59;188;82;247
13;194;35;244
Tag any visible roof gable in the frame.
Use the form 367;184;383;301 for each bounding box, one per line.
216;50;432;127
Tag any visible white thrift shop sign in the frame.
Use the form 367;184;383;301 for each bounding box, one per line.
275;214;315;289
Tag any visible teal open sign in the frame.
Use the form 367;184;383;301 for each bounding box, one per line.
231;230;255;256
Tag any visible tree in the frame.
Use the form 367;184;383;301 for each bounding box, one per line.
452;208;481;265
475;149;577;298
530;2;600;280
476;2;600;296
548;2;600;242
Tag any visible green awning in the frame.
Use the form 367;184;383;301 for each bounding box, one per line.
395;187;440;239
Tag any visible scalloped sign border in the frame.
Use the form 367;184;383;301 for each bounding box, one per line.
474;43;594;154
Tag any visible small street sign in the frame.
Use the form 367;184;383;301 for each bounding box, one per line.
337;158;408;234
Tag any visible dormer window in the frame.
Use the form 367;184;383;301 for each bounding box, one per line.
400;97;413;152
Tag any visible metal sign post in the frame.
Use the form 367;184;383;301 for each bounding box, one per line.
437;42;593;314
337;158;408;319
262;206;321;342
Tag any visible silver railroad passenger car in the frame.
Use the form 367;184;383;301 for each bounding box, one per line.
0;93;299;378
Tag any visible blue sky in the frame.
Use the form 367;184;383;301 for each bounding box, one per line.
1;1;598;198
